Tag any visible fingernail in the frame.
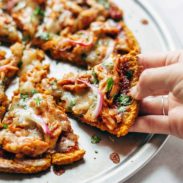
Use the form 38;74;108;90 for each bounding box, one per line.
130;85;139;99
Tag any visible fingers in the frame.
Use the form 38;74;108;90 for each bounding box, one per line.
138;50;183;69
129;115;170;134
140;96;169;115
130;63;183;100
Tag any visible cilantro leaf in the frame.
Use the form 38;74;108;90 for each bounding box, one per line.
38;32;51;41
18;60;23;68
97;0;110;9
34;6;44;16
91;135;101;144
34;97;42;106
31;89;38;95
92;70;98;84
118;94;132;106
106;77;114;92
125;70;133;80
20;93;29;101
2;124;8;129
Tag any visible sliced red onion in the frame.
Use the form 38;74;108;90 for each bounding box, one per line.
28;113;51;135
77;79;103;119
67;31;94;47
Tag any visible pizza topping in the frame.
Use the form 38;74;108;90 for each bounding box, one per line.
91;135;101;144
33;6;45;17
117;94;132;106
67;31;94;47
92;70;99;84
106;77;114;92
97;0;110;9
77;79;103;119
37;32;51;41
34;96;42;107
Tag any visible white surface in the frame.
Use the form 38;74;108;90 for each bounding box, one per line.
126;0;183;183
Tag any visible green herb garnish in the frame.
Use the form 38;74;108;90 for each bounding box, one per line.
20;93;29;101
22;35;31;43
18;60;23;68
68;99;76;111
33;6;44;16
118;94;132;106
97;0;110;9
31;89;38;95
125;70;133;80
38;32;51;41
118;106;126;113
2;124;8;129
94;150;98;154
91;135;101;144
106;77;114;92
92;70;98;84
34;97;42;106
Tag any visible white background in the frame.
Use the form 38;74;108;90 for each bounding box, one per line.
126;0;183;183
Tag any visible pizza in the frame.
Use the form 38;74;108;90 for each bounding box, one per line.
0;9;21;43
0;43;24;120
0;46;85;173
0;0;140;175
1;0;45;40
41;51;140;137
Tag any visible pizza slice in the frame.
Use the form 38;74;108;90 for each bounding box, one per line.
42;51;140;137
34;19;139;68
0;47;85;173
0;9;22;44
3;0;45;40
0;43;24;120
34;0;120;40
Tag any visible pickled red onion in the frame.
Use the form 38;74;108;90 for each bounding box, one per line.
77;79;103;118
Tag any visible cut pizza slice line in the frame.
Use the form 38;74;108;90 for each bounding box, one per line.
43;51;140;137
0;43;24;121
2;0;45;40
0;9;22;44
34;20;139;68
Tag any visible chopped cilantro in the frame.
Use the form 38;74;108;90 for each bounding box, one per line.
31;89;38;95
68;99;76;111
22;35;31;43
118;94;132;106
125;70;133;80
91;135;101;144
18;60;23;68
94;150;98;154
21;104;27;110
97;0;110;9
38;32;51;41
2;124;8;129
20;93;29;101
118;106;126;113
106;77;114;92
34;97;42;106
92;70;98;84
33;6;44;16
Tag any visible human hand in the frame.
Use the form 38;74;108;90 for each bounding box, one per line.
129;51;183;138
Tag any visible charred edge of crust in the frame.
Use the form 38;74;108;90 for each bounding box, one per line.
51;149;85;165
